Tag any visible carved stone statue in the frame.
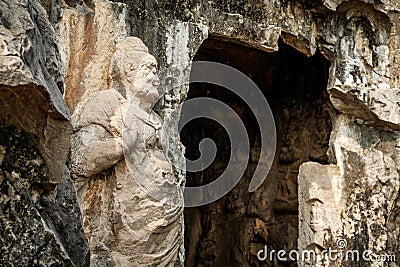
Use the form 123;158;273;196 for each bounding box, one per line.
298;162;343;267
70;37;183;266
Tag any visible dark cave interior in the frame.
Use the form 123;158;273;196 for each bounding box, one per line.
180;36;332;267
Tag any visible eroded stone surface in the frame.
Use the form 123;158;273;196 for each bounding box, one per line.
0;0;89;265
298;162;343;266
0;124;89;267
0;0;71;182
59;0;128;112
181;38;332;267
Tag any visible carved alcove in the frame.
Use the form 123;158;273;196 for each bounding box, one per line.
180;36;332;267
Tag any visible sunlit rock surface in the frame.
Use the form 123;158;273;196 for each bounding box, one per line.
1;0;400;266
0;0;89;266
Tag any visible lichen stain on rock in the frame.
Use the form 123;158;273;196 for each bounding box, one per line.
60;0;128;114
64;12;97;113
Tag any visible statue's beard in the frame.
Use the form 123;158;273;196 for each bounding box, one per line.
127;87;159;112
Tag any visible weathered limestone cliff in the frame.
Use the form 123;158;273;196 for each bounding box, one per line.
0;0;89;265
1;0;400;266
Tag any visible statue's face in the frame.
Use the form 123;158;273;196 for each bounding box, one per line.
308;199;325;232
133;56;160;108
111;37;160;111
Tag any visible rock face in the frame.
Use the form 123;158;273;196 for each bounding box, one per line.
0;0;89;266
2;0;400;266
58;0;128;113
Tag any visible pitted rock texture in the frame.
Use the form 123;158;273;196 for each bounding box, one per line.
39;167;91;267
0;0;89;266
0;0;71;181
0;124;89;267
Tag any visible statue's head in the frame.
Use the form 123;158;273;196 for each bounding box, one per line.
111;37;160;111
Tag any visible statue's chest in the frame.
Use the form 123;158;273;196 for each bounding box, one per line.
143;113;163;150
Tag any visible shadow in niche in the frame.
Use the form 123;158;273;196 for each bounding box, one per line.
180;36;332;267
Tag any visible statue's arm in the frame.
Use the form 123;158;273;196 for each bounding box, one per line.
72;138;124;177
70;89;137;177
71;124;137;177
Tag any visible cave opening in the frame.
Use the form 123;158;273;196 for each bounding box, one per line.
180;36;332;267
